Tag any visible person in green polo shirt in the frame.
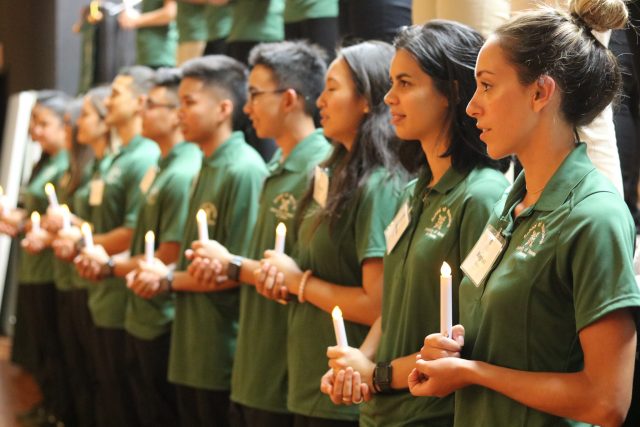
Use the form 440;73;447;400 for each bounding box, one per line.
226;0;284;64
284;0;338;61
90;68;201;427
1;91;71;427
176;0;207;64
74;66;160;427
130;55;267;427
412;2;640;426
204;1;234;55
320;22;509;427
255;41;407;426
119;0;178;68
51;85;115;427
184;41;330;427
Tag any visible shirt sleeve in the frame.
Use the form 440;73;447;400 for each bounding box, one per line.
557;190;640;331
354;171;403;263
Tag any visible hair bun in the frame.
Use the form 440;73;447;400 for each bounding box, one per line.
570;0;628;32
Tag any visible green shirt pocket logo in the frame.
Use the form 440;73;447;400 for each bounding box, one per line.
425;206;452;239
515;221;546;258
270;192;297;221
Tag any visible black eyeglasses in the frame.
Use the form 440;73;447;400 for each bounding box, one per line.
247;88;288;102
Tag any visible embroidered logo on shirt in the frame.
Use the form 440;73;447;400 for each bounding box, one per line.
424;206;452;239
270;193;297;221
515;221;546;258
199;202;218;226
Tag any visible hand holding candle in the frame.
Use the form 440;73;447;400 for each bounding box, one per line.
0;185;8;217
274;222;286;254
81;222;94;250
196;209;208;242
44;182;59;208
145;231;155;264
332;306;348;348
440;262;452;338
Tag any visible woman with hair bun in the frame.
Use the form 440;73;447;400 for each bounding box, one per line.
413;1;640;426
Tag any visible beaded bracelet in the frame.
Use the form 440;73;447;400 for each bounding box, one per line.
298;270;313;303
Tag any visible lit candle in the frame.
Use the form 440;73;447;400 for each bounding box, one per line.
31;211;41;233
145;230;155;264
81;222;94;250
44;182;59;208
274;222;286;254
61;204;71;231
331;306;348;348
440;262;452;338
89;0;100;18
196;209;208;242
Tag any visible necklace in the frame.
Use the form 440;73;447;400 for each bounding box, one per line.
525;184;545;195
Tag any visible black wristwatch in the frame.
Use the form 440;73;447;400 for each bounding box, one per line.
100;257;115;279
373;361;393;394
227;256;243;282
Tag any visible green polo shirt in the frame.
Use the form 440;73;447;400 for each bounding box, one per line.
18;150;69;285
137;0;178;67
87;135;160;329
284;0;338;23
360;166;508;427
206;3;234;41
176;1;207;43
456;143;640;427
230;130;330;412
227;0;284;43
52;166;92;292
125;142;202;340
287;165;403;421
72;155;115;290
168;131;268;390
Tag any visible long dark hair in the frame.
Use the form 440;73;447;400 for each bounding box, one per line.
297;41;408;231
394;21;509;173
65;97;95;194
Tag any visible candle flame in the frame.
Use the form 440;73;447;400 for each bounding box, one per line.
332;306;343;319
61;204;70;214
197;209;207;223
31;211;40;222
276;222;286;235
0;185;3;196
440;262;451;277
45;182;55;195
145;230;154;243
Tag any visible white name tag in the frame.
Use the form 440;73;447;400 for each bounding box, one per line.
461;225;505;287
384;201;411;254
139;166;158;194
89;179;105;206
313;166;329;208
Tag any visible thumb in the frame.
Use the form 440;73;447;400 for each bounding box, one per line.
452;324;465;347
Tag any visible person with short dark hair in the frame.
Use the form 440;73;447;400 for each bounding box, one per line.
415;1;640;426
186;40;331;427
130;55;268;427
322;21;509;427
74;65;161;427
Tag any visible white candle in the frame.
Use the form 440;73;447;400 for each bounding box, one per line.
274;222;286;254
0;185;7;216
81;222;94;250
145;230;155;264
31;211;41;233
196;209;208;242
332;306;348;348
440;262;453;338
44;182;59;208
61;204;71;231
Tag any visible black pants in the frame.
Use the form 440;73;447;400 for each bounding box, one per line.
285;17;339;63
12;283;70;421
57;288;98;427
125;332;178;427
92;326;137;427
229;401;293;427
293;414;358;427
204;37;228;56
176;384;231;427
